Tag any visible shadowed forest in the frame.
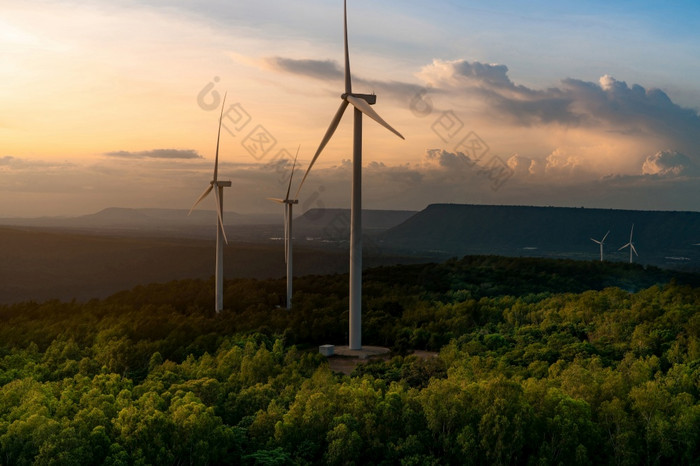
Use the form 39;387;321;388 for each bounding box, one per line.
0;256;699;465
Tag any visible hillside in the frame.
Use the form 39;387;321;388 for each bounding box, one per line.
381;203;700;270
293;208;417;238
0;227;428;304
0;207;278;238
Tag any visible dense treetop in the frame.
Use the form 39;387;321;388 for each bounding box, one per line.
0;256;698;465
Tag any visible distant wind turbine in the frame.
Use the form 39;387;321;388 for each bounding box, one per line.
590;230;610;262
268;146;300;309
189;94;232;312
295;0;405;350
618;224;639;264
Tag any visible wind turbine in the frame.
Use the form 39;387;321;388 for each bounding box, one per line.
268;147;300;309
189;94;232;313
618;224;638;264
295;0;405;350
590;230;610;262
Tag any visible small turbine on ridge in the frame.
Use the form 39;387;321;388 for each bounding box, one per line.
590;230;610;262
618;224;639;264
188;93;232;313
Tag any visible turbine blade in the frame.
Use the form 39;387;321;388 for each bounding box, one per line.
267;197;285;204
213;92;228;182
295;100;349;197
630;224;634;242
346;95;405;140
591;238;601;244
214;187;228;245
602;230;610;242
344;0;351;94
285;145;300;201
188;185;213;215
618;243;630;251
631;244;638;256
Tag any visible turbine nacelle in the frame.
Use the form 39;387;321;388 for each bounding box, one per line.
268;198;299;205
341;93;376;105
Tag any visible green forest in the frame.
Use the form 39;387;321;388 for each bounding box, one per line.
0;256;699;465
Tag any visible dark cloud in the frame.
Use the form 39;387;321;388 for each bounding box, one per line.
642;150;699;177
0;156;73;170
104;149;202;160
266;56;426;100
267;57;343;81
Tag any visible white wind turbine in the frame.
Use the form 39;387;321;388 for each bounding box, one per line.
618;224;639;264
590;230;610;262
189;94;232;313
268;147;300;310
295;0;405;350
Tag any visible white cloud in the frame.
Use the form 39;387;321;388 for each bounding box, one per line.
507;154;537;176
545;149;583;174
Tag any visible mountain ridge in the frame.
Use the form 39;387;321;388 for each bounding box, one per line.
380;203;700;270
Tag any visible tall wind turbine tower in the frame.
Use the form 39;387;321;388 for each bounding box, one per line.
268;147;300;309
189;95;232;312
295;0;405;350
590;230;610;262
618;224;639;264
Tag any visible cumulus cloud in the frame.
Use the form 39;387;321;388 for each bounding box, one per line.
247;54;700;193
561;75;700;144
417;59;576;125
104;149;202;160
418;59;700;148
642;150;699;177
545;149;584;175
507;154;537;176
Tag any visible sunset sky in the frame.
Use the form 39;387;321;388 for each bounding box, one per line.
2;0;699;217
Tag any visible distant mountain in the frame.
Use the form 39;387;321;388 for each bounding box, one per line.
294;208;418;239
0;207;417;240
380;204;700;270
0;207;278;237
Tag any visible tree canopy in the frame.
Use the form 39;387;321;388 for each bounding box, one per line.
0;256;698;464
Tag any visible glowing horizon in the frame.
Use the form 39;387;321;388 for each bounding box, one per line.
2;0;700;217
